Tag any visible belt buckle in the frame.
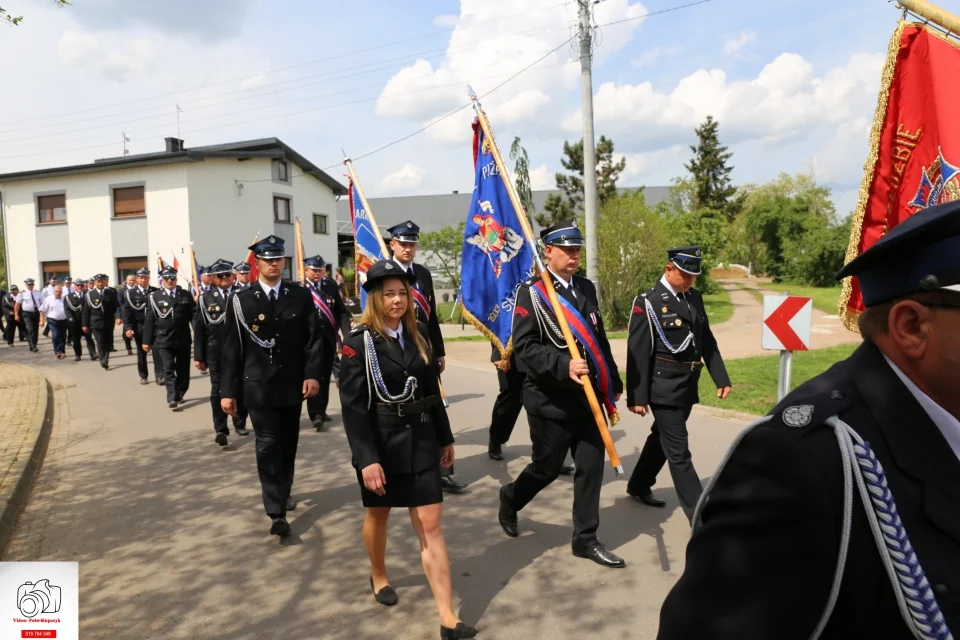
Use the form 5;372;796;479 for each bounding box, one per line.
396;403;406;418
690;362;697;372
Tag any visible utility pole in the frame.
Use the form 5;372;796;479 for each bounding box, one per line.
176;102;184;141
122;131;130;156
578;0;600;298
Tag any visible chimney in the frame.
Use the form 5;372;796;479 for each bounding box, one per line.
164;137;184;152
452;190;459;195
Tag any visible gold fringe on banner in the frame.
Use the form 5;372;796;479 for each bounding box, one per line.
839;20;907;332
459;302;515;368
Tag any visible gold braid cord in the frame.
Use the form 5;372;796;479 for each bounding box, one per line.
839;20;907;332
459;302;514;368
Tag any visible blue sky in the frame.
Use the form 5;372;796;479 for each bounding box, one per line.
1;0;956;216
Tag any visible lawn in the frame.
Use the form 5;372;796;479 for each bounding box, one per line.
437;301;463;324
734;283;765;305
763;283;843;316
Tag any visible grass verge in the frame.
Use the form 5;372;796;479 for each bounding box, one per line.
734;283;765;305
763;283;842;315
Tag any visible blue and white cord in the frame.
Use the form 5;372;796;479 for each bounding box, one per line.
363;330;417;408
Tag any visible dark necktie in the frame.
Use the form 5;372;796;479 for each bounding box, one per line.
269;289;277;309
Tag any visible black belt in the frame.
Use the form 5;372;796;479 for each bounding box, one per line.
376;395;440;417
656;356;704;372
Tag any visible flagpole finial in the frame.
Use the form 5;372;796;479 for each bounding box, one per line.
466;84;478;102
342;149;350;162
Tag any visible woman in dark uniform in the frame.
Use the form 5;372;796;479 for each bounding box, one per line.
339;260;478;640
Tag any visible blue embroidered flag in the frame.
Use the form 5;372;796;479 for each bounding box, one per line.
460;119;535;359
349;180;388;310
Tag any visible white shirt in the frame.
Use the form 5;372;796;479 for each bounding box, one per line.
385;324;404;350
39;295;67;321
394;259;414;275
15;289;42;312
258;279;282;299
883;354;960;462
660;275;683;300
547;267;575;299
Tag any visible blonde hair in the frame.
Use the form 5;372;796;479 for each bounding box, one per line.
358;277;431;364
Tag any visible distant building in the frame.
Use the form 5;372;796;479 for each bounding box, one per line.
0;137;346;285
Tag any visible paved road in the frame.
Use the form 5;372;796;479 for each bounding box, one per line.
1;333;748;639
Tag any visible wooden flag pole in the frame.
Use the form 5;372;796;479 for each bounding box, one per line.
896;0;960;34
468;89;624;476
343;155;390;256
294;218;306;283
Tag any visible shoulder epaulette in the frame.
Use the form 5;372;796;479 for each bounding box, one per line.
350;323;368;336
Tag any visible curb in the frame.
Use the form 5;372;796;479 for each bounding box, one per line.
691;403;762;424
0;376;53;555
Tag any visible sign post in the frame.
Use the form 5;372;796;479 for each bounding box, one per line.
762;294;813;401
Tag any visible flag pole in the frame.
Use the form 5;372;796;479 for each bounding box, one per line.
896;0;960;33
343;155;390;256
468;87;624;476
244;231;260;282
294;218;306;283
188;242;199;299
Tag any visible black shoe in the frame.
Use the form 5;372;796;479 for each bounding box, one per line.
74;356;81;361
320;413;332;423
168;401;178;409
101;362;109;370
559;464;575;476
90;355;98;361
498;486;518;537
440;622;478;639
441;475;468;493
269;517;291;536
235;427;250;436
627;489;667;508
127;349;134;356
175;395;183;403
140;378;148;385
311;416;325;432
201;369;209;375
285;496;297;511
369;576;398;606
572;542;625;568
156;377;164;385
215;432;228;447
488;441;503;461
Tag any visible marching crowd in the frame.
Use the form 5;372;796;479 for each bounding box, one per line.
2;204;958;639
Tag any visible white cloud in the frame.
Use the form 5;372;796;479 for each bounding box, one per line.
632;45;682;69
529;164;553;190
433;14;459;27
59;30;159;82
724;31;756;55
378;163;426;193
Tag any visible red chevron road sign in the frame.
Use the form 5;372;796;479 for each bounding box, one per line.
762;296;812;351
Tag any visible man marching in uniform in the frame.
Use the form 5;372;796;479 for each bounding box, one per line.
81;274;120;369
143;267;196;409
234;263;252;289
118;274;137;355
388;220;467;493
497;221;625;568
2;285;25;346
221;236;322;537
303;254;351;430
122;268;164;385
14;278;43;353
657;200;960;639
65;279;97;361
625;246;731;523
194;258;249;447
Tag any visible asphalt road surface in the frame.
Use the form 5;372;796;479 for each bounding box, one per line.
1;338;747;639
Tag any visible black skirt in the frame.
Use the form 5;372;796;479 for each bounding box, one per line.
357;466;443;508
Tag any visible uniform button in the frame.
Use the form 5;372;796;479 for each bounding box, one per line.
830;390;845;400
934;584;949;597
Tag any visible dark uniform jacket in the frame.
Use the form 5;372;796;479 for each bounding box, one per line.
81;287;120;330
193;287;234;365
220;281;322;409
512;273;622;421
63;290;85;326
142;287;195;349
401;262;445;358
626;280;729;408
658;341;960;639
339;322;454;474
304;277;352;344
120;286;156;332
2;291;16;318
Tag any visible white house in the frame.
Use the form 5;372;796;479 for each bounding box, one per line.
0;137;347;286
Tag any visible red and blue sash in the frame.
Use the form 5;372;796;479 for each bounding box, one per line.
533;280;619;423
411;283;431;320
310;286;342;349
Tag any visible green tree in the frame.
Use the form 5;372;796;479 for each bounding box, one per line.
597;189;669;327
536;136;626;227
1;1;68;26
781;216;851;286
509;136;535;217
686;115;737;219
419;222;466;289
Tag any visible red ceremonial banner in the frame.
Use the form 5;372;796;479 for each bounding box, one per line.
840;22;960;329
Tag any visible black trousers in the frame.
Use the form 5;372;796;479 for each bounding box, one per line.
68;322;96;358
123;333;133;351
93;327;113;365
130;329;163;381
22;312;39;350
248;405;302;518
503;413;606;547
209;363;247;434
3;314;24;344
157;345;191;403
489;366;525;445
306;340;336;419
627;404;700;522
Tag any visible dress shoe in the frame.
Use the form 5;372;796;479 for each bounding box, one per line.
627;489;666;508
74;356;81;361
168;401;178;410
440;622;478;639
90;355;98;361
498;486;518;538
235;426;250;436
285;496;297;511
369;576;398;607
320;413;332;422
175;395;183;403
101;362;109;370
215;432;228;447
572;542;626;568
156;377;164;385
127;348;134;356
269;517;291;536
488;441;503;461
140;378;148;385
311;416;326;432
440;475;468;493
559;464;575;476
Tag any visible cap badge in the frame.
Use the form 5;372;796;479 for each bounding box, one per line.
385;262;393;270
783;405;814;428
406;222;412;228
268;236;276;243
695;248;702;257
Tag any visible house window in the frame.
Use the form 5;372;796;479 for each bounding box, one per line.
41;261;70;284
117;256;148;284
274;196;291;223
313;213;328;235
113;186;146;218
37;194;66;224
281;262;293;282
277;160;289;182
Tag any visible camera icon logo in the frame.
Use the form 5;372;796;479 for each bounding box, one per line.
17;579;61;618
